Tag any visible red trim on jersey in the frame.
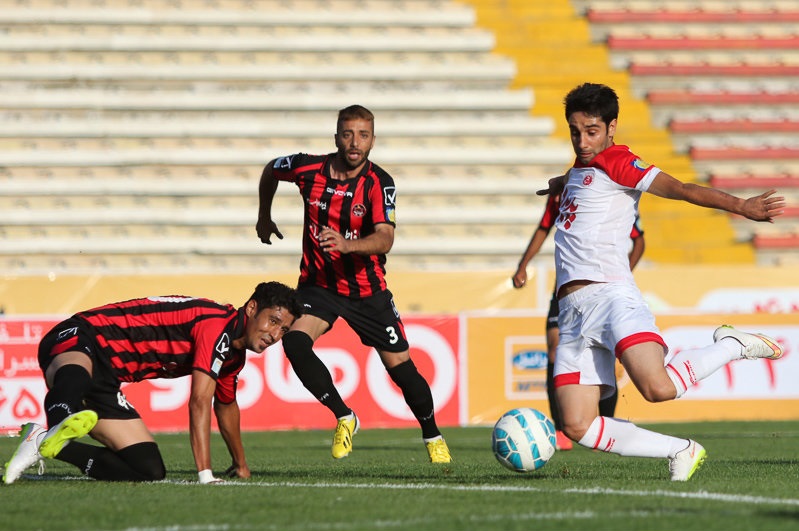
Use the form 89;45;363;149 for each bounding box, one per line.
576;144;655;188
51;335;78;355
614;331;666;359
553;372;580;388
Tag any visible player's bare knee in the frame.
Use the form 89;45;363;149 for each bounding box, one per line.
638;382;676;403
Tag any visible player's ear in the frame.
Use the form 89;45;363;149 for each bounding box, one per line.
607;118;617;139
245;299;259;318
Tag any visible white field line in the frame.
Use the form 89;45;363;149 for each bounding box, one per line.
161;479;799;507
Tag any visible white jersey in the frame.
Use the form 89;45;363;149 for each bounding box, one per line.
554;144;659;291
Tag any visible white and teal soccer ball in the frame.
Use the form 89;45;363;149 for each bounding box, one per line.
491;408;557;473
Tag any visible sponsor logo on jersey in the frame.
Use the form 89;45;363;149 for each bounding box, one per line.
632;158;649;171
583;175;593;186
309;199;328;210
211;358;223;376
383;186;396;206
326;186;353;198
385;207;396;223
352;203;366;217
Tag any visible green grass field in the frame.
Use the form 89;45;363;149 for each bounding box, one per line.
2;420;798;531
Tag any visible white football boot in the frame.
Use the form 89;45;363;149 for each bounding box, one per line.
713;325;783;360
3;423;46;484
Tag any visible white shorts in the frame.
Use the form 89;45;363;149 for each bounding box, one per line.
553;282;666;398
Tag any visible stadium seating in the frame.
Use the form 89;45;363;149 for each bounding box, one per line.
581;0;799;263
0;0;571;274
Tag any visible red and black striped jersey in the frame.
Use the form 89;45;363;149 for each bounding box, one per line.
272;152;396;298
73;296;247;404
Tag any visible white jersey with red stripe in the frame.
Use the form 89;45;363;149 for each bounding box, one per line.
554;144;660;291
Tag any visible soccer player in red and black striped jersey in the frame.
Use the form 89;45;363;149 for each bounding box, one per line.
512;192;645;451
256;105;451;463
2;282;301;484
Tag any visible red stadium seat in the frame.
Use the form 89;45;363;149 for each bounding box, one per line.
670;119;799;134
647;90;799;105
587;8;799;24
709;175;799;189
690;147;799;161
630;63;799;77
608;36;799;51
753;234;799;249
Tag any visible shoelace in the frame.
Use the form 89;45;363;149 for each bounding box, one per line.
333;422;351;445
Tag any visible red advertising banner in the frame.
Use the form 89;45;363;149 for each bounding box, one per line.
0;316;460;433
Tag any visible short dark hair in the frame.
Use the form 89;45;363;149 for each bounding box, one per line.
248;281;302;319
337;104;374;131
564;83;619;125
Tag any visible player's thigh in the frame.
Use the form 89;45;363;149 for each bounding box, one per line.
619;342;673;401
43;351;93;387
91;418;155;451
345;290;409;354
289;313;332;341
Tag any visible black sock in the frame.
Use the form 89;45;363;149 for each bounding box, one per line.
282;331;351;418
546;362;563;430
599;388;618;417
57;441;165;482
44;365;93;427
387;360;440;439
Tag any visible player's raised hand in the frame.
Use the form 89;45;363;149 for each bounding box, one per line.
742;190;785;223
256;217;284;244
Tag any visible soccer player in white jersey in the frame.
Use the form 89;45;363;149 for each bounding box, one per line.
540;83;786;481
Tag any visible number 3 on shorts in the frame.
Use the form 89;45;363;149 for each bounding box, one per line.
385;326;399;345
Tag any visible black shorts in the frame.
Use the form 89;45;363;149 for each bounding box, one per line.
546;292;559;330
297;285;410;352
38;318;141;421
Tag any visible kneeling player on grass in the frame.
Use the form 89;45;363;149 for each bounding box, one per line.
2;281;301;484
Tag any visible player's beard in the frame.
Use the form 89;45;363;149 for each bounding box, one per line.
339;148;370;170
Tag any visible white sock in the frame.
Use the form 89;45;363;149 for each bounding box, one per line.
578;416;689;458
423;435;443;443
665;341;737;398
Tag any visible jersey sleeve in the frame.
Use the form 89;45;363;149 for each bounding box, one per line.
594;145;660;191
271;153;310;183
213;359;244;404
538;193;560;230
370;170;397;227
630;215;644;238
191;317;232;381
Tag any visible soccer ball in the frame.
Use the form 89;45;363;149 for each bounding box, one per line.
491;408;557;473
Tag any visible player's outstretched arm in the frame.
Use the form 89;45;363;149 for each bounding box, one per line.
648;172;786;223
256;161;284;244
